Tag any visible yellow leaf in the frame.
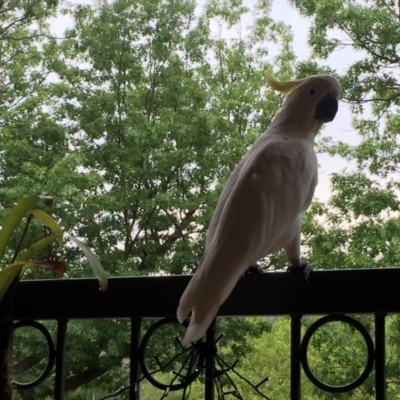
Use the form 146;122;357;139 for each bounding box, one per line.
29;210;63;247
18;235;59;262
0;195;44;261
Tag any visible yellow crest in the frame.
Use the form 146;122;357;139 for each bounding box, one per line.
266;71;304;95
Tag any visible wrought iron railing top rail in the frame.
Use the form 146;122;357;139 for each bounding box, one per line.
13;268;400;319
12;268;400;400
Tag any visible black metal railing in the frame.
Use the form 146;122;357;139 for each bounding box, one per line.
12;268;400;399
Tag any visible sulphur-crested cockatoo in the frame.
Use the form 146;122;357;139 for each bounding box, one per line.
177;73;340;346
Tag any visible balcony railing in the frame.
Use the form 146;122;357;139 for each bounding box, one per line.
11;267;400;399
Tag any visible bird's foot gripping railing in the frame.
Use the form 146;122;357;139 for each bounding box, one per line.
10;268;400;399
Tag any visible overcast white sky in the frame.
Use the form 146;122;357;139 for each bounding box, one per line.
50;0;364;202
270;0;362;201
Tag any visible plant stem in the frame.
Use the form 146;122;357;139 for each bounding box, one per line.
12;214;33;263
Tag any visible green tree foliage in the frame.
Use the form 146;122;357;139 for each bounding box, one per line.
5;0;400;397
0;0;70;257
289;0;400;397
48;0;297;276
228;317;375;399
0;0;59;130
2;0;298;396
290;0;400;270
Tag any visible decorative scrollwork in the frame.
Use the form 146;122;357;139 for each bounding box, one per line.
139;317;204;391
299;314;375;393
138;318;271;399
12;320;56;390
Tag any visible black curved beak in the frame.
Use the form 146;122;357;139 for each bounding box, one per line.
314;93;338;122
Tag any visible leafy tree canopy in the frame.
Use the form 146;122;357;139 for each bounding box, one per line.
289;0;400;271
3;0;298;396
4;0;400;397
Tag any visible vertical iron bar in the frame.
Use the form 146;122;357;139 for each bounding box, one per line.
0;312;13;399
0;277;18;399
375;314;386;400
54;319;68;400
290;315;302;400
130;317;142;400
205;319;216;400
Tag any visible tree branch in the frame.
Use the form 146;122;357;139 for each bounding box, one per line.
137;209;196;270
64;368;108;392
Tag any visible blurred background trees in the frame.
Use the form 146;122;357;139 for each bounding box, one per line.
3;0;400;398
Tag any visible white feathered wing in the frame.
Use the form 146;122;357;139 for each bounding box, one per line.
177;129;318;346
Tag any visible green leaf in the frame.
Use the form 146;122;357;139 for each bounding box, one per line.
0;263;23;304
69;237;108;292
0;195;44;262
17;235;59;262
29;209;63;247
0;259;67;304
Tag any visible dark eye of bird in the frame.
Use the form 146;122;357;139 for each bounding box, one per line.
309;89;315;95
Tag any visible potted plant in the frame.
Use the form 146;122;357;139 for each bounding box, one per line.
0;194;107;399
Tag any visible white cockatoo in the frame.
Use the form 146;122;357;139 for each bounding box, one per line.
177;73;340;346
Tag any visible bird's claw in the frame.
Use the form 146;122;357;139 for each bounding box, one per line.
287;262;312;282
240;263;263;279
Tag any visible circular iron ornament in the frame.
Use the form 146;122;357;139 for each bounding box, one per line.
139;318;204;391
300;314;375;393
12;320;56;390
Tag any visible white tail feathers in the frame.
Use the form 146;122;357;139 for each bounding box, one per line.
177;273;222;347
180;302;220;347
177;299;191;325
177;261;244;347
